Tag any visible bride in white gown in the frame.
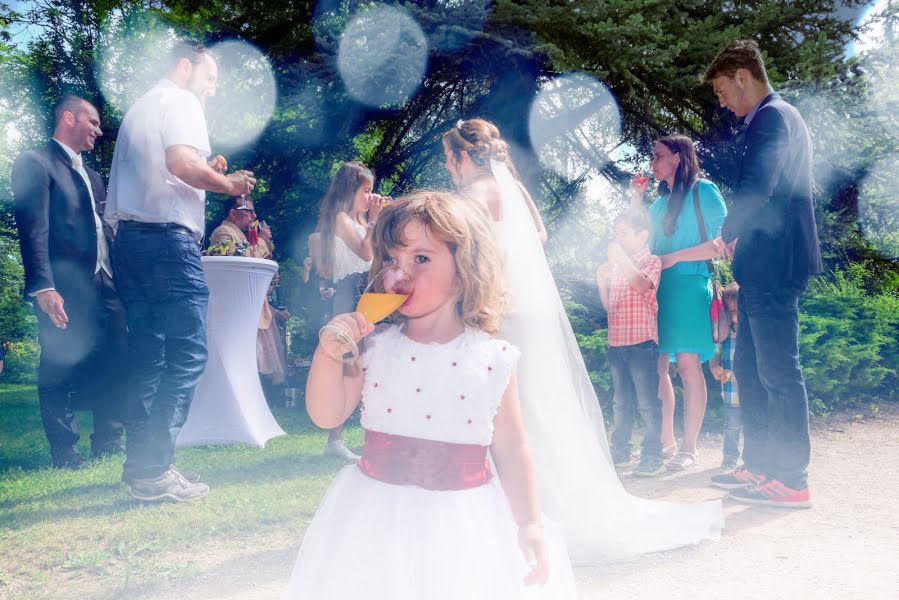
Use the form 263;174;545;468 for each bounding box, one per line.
442;119;723;564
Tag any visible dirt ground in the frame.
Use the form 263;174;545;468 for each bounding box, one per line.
141;403;899;600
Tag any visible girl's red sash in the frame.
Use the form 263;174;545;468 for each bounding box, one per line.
357;429;493;491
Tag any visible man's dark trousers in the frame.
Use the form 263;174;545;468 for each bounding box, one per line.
36;270;128;462
734;282;810;489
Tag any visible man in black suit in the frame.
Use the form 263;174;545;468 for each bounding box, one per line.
12;95;128;468
704;40;823;508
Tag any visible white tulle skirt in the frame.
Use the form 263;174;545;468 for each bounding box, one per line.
283;465;577;600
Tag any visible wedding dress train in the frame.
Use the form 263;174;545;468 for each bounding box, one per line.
488;160;723;564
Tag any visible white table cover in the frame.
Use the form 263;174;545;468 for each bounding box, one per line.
177;256;287;447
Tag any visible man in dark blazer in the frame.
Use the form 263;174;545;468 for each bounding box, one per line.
12;95;128;468
703;40;823;508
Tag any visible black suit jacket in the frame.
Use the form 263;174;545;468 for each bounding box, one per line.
721;93;823;289
12;140;108;297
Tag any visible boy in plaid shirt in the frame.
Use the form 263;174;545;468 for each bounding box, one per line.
597;209;664;477
709;283;741;470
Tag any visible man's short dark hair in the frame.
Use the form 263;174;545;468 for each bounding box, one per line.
614;207;652;235
702;39;769;85
167;39;210;71
226;195;253;213
53;94;90;126
223;195;257;222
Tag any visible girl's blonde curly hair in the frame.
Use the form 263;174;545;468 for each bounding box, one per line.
370;190;507;335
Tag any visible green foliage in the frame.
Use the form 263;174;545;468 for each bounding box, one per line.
799;264;899;413
288;314;318;361
496;0;865;161
278;257;329;361
0;235;36;344
1;340;39;384
564;299;611;412
575;327;611;392
780;36;899;272
565;261;899;419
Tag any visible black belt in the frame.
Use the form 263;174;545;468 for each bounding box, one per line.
119;220;196;238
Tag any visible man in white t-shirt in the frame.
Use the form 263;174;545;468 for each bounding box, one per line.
107;40;255;502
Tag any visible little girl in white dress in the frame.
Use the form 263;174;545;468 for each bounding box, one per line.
284;191;576;599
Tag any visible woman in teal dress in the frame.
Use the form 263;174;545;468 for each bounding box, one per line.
631;135;727;470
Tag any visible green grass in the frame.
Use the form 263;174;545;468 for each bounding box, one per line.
0;384;359;599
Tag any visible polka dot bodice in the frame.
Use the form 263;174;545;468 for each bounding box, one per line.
360;325;520;446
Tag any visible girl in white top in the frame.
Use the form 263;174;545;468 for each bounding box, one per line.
285;191;575;600
313;161;389;459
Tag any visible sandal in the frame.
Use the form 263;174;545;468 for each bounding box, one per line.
662;443;678;460
665;451;697;471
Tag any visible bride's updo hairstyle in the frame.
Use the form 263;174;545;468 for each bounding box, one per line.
442;118;511;175
370;190;506;335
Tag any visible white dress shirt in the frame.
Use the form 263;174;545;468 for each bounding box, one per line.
105;79;211;239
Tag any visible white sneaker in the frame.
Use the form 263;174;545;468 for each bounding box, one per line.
323;440;361;461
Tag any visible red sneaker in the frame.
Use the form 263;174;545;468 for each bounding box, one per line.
729;479;812;509
710;466;766;490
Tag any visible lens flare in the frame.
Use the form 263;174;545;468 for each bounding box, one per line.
857;159;899;261
1;97;27;147
528;72;623;179
796;94;860;191
95;11;178;117
1;77;45;168
853;0;891;56
545;172;620;276
337;4;428;108
1;119;22;198
866;39;899;140
206;40;278;152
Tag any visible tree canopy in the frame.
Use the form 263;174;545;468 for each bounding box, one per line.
1;0;897;345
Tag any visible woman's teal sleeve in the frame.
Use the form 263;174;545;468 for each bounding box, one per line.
701;181;728;238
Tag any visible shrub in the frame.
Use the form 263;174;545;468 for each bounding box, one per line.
565;299;613;420
567;261;898;420
799;265;899;413
1;340;39;384
287;315;318;360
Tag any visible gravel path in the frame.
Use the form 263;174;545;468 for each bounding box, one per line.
143;403;899;600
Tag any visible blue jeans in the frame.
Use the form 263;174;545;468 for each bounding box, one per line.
608;341;662;462
722;405;743;462
113;222;209;480
735;282;810;489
